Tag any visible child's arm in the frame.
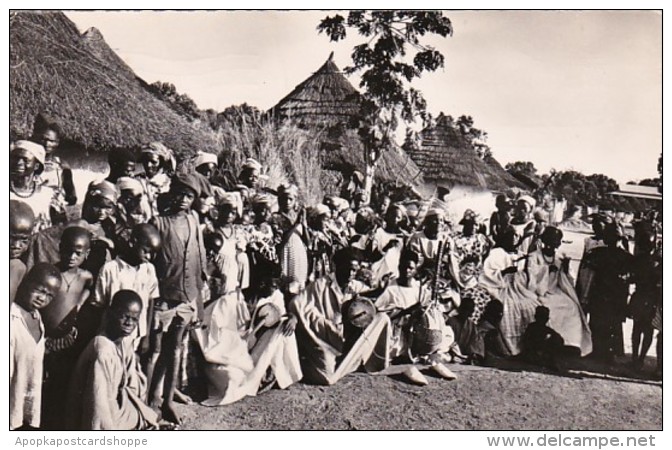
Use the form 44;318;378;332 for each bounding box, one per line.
78;271;94;309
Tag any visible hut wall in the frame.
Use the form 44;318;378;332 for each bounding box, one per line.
421;179;497;225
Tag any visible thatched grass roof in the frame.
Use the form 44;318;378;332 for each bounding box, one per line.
268;53;422;186
9;11;219;158
269;52;361;128
322;128;423;185
406;113;524;192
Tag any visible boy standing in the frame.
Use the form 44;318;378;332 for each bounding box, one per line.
10;200;35;303
10;264;61;430
40;227;93;429
148;173;206;425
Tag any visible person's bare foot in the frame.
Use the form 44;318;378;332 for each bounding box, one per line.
174;389;193;405
161;401;183;425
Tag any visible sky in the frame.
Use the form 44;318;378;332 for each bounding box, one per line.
64;10;662;185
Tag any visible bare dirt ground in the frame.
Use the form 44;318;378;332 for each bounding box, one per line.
175;355;661;430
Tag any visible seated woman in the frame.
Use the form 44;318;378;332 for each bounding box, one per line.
289;248;391;385
478;226;540;355
66;290;158;430
525;227;592;356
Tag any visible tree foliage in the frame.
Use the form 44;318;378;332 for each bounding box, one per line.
147;81;201;120
318;11;453;191
505;161;539;178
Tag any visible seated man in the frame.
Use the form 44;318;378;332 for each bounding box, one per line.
375;249;457;382
66;290;158;430
289;248;391;385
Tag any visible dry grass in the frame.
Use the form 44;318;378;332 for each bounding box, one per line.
217;116;326;205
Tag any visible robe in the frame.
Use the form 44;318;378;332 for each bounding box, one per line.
290;275;391;385
375;280;454;359
525;250;592;356
10;304;45;430
194;290;302;406
479;247;539;355
66;335;157;430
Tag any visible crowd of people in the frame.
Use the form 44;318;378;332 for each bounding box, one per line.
9;114;663;430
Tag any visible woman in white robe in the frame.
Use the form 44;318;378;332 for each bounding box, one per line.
479;227;539;355
525;227;592;356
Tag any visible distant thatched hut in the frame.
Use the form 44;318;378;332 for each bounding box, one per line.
269;53;423;188
9;11;219;166
405;113;525;220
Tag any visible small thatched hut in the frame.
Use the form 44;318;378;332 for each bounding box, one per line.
406;113;525;220
9;11;219;164
269;53;423;186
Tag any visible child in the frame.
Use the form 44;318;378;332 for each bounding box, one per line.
203;231;225;305
10;263;62;430
40;227;93;429
10;200;35;303
629;229;661;370
478;299;512;361
148;173;206;425
521;305;565;371
93;223;162;355
212;193;251;330
447;297;485;364
66;290;158;430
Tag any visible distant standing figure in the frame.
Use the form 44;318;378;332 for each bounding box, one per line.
30;113;77;222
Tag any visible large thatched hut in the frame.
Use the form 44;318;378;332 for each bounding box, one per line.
9;12;219;164
268;53;423;187
405;113;525;220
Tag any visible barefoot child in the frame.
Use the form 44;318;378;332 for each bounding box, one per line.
66;290;158;430
10;200;36;303
10;263;61;430
148;173;206;425
40;227;93;429
93;223;162;355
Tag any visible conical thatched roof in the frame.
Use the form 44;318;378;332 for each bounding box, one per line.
407;113;524;192
9;11;219;158
269;53;422;185
269;52;361;128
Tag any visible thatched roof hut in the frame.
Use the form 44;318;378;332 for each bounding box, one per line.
268;53;422;185
406;113;524;192
269;52;361;128
9;11;219;159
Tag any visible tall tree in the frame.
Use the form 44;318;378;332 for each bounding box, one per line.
318;11;453;195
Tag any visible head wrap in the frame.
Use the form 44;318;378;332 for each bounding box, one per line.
217;191;243;217
251;194;275;207
116;177;143;195
87;180;118;204
193;151;218;169
141;142;175;170
312;204;331;218
277;183;299;197
332;197;350;212
533;209;550;223
459;208;479;225
518;195;537;209
11;140;46;166
171;172;202;198
241;158;263;172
